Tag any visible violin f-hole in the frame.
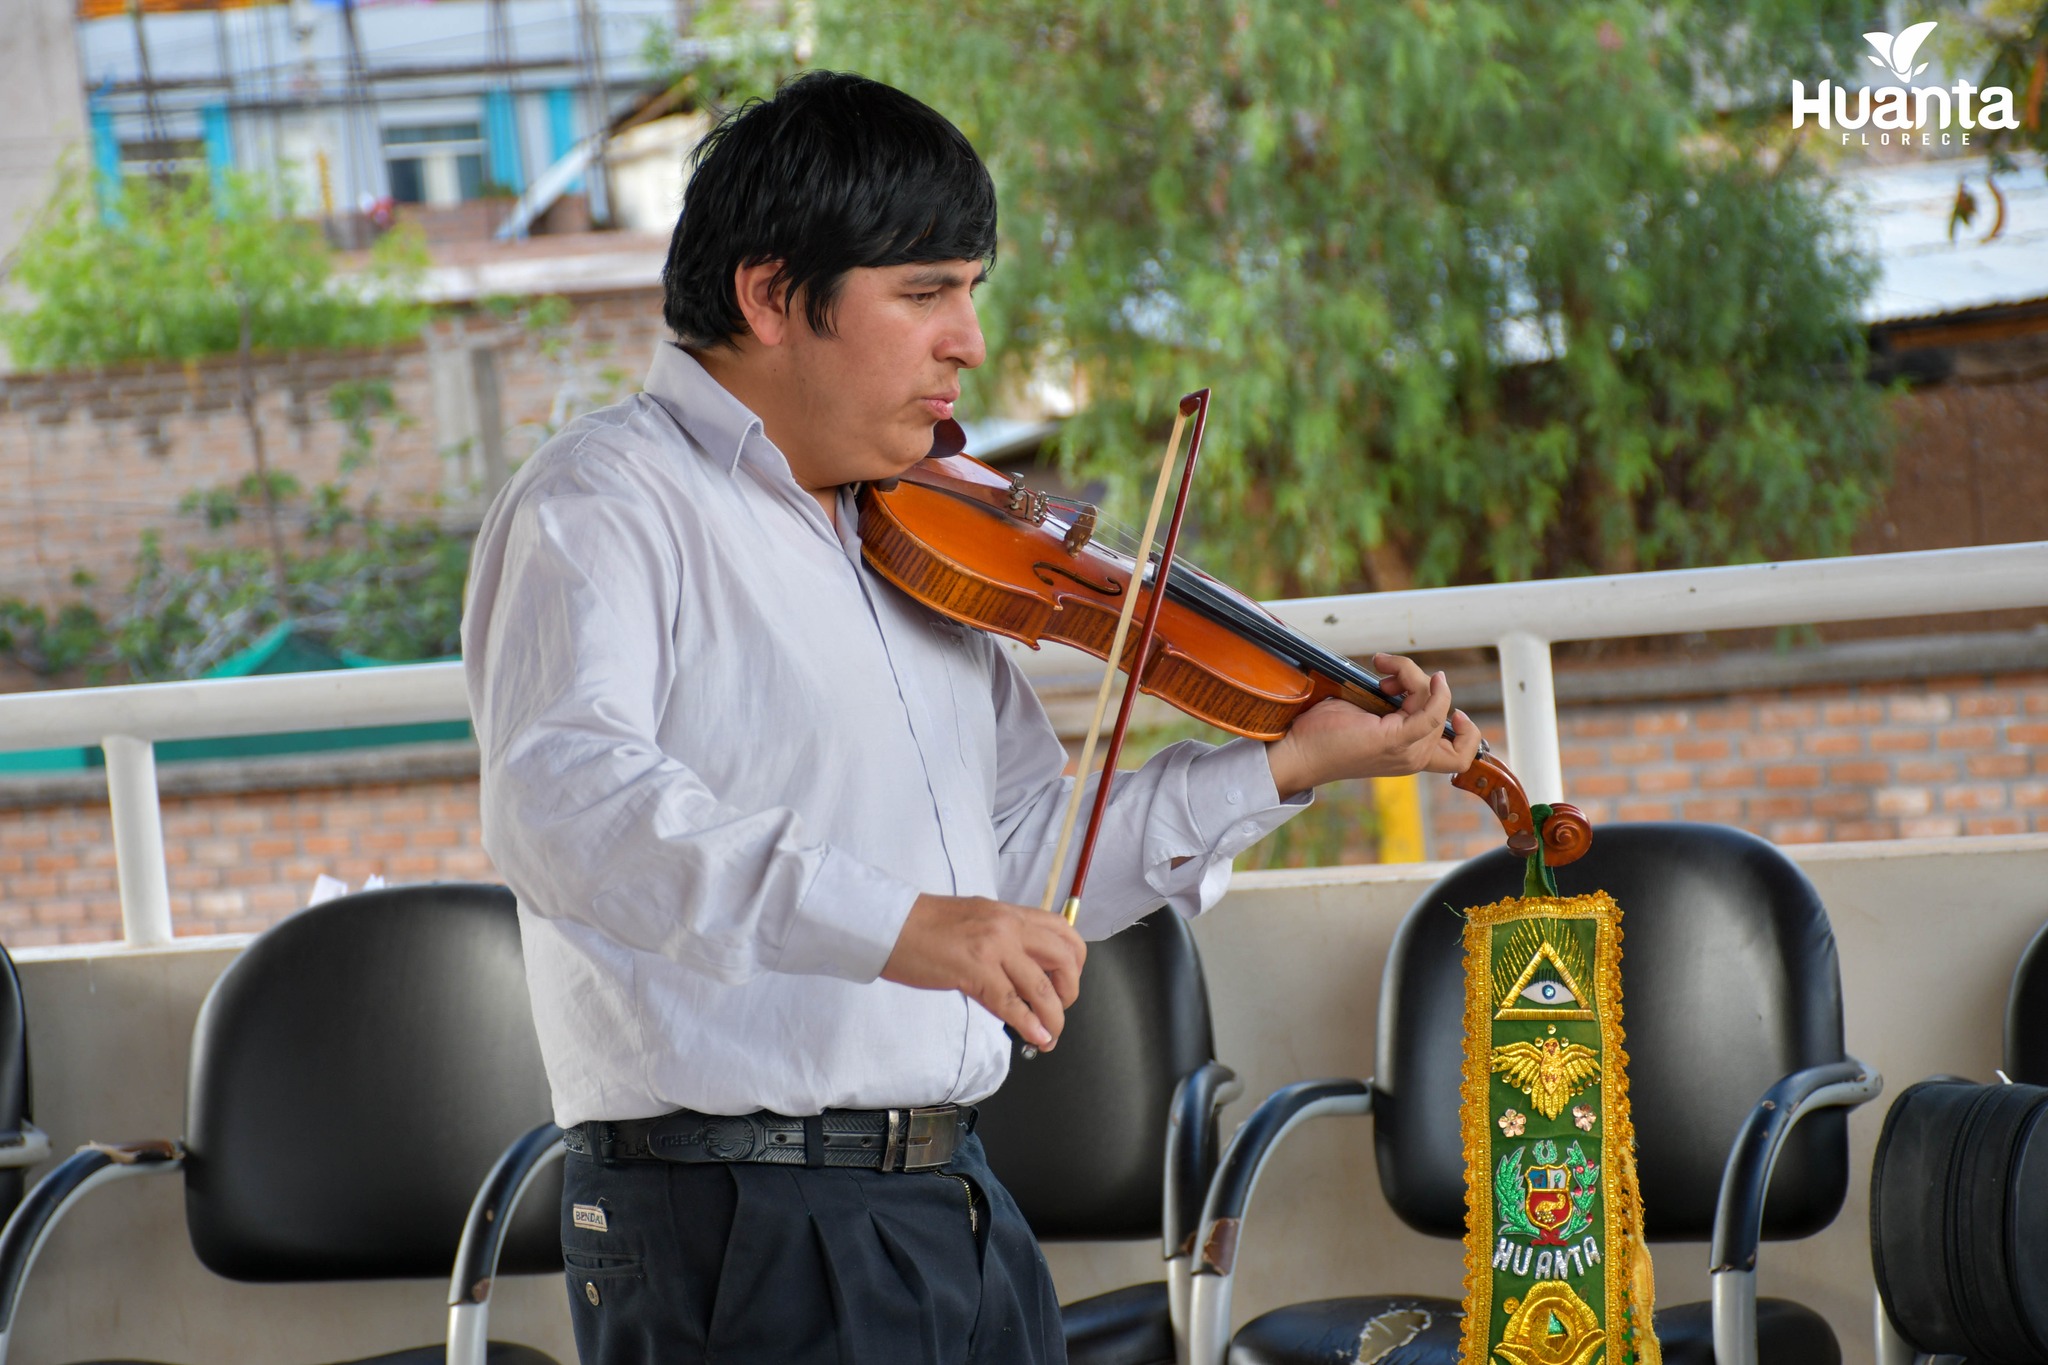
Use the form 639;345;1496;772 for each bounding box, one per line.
1031;561;1122;597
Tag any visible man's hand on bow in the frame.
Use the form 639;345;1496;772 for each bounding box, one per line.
1264;652;1484;800
882;894;1087;1051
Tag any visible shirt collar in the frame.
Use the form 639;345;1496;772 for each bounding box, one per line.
642;341;766;476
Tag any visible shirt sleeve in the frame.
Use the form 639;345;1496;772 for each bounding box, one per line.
463;477;919;986
983;640;1311;940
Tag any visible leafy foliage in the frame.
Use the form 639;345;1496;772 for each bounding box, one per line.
120;377;453;675
820;0;1895;595
1923;1;2048;171
0;169;427;369
1;166;434;617
111;510;470;680
0;478;469;685
640;0;803;111
0;597;110;677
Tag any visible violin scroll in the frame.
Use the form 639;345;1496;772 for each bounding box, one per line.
1539;803;1593;865
1451;752;1592;866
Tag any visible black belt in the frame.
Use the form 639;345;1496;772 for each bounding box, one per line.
564;1104;973;1172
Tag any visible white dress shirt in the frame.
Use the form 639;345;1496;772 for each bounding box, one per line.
462;343;1306;1126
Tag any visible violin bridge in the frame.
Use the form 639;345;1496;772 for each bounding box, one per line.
1062;505;1098;555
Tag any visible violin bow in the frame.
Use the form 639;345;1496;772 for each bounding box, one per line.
1038;390;1211;928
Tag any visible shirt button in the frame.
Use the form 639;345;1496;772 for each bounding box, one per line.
584;1281;601;1307
1225;790;1242;806
1238;822;1257;838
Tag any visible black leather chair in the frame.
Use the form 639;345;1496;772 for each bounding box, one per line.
0;884;565;1365
1184;823;1881;1365
978;907;1241;1365
2005;917;2048;1087
0;943;50;1221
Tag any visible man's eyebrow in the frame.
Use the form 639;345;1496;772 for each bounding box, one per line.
902;264;987;287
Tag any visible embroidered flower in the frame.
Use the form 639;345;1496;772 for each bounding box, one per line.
1573;1104;1597;1131
1497;1108;1526;1137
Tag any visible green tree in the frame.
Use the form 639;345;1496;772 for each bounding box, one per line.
1934;1;2048;239
0;473;474;686
821;1;1894;596
0;170;428;604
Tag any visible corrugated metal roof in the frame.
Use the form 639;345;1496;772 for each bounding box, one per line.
1844;153;2048;325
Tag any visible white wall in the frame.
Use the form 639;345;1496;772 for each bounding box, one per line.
9;834;2048;1363
606;112;707;237
0;0;85;279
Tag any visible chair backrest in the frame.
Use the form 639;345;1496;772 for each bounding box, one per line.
976;908;1215;1240
1373;822;1849;1241
0;944;27;1221
2005;918;2048;1086
183;883;562;1281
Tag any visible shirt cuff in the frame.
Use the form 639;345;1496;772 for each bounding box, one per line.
773;845;921;983
1183;736;1312;861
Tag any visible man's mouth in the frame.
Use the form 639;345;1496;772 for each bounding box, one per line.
919;393;959;421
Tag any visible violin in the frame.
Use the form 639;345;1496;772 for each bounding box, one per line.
857;416;1590;867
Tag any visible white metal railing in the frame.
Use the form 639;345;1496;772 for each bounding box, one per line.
0;541;2042;947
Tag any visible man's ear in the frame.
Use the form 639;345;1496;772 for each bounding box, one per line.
732;261;794;346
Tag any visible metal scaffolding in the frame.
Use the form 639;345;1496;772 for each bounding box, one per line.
74;0;667;236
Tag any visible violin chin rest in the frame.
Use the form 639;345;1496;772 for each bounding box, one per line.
927;418;967;460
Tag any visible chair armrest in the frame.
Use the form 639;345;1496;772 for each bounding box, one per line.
445;1123;567;1365
1195;1078;1371;1275
0;1141;182;1351
1186;1078;1370;1365
448;1123;567;1306
0;1126;49;1172
1710;1057;1882;1274
1164;1061;1242;1262
1708;1058;1881;1365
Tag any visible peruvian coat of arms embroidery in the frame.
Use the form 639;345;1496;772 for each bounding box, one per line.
1496;1138;1599;1248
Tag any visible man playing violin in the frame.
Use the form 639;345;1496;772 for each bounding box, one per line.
461;70;1481;1365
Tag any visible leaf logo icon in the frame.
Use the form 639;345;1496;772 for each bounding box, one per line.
1863;20;1937;80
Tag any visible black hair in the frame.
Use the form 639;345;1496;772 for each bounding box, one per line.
662;71;997;348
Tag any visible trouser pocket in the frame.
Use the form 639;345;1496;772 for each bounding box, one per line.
563;1248;644;1308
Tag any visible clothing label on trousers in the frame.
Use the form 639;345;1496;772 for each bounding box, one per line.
572;1203;609;1233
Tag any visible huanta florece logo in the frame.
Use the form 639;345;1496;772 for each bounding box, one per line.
1865;20;1937;80
1791;20;2022;146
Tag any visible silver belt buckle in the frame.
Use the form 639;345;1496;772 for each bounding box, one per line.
899;1105;955;1171
880;1109;903;1171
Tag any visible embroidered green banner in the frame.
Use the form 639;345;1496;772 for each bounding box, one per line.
1459;889;1659;1365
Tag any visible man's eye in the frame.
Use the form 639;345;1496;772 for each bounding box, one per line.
909;291;940;304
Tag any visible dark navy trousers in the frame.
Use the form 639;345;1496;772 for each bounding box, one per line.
560;1132;1066;1364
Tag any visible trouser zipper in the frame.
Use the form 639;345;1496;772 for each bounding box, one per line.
945;1173;979;1233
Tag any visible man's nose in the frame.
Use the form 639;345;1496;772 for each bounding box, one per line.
942;296;986;370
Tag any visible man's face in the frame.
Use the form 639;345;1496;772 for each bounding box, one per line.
774;259;986;489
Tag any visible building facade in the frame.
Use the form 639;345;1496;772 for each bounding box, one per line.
5;0;682;258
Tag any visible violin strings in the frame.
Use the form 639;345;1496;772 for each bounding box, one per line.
1041;501;1398;707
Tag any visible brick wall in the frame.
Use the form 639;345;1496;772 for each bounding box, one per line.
1;665;2042;949
0;289;665;613
0;772;492;948
1425;669;2048;860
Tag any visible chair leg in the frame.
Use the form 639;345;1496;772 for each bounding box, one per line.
1872;1289;1924;1365
1711;1267;1756;1365
1167;1252;1189;1365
